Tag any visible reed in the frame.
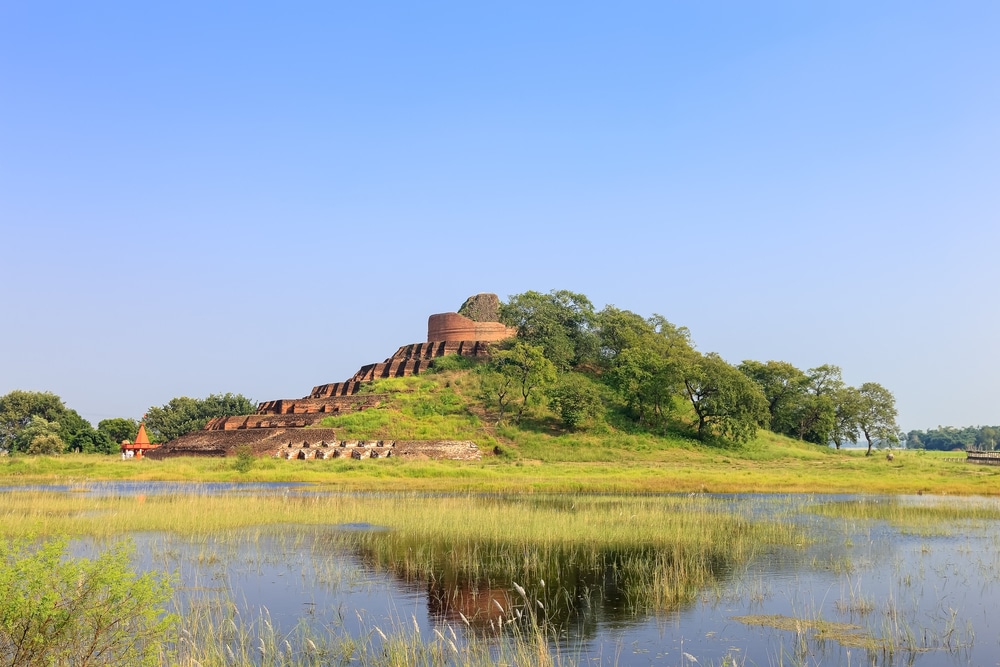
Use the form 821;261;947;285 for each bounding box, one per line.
168;593;589;667
0;489;805;627
810;497;1000;534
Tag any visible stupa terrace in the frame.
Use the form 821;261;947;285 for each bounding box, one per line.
147;294;515;460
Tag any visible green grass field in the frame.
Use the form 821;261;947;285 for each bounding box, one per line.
2;369;995;496
0;438;991;496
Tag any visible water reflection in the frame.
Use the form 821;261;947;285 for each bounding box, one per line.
41;488;1000;666
0;480;311;497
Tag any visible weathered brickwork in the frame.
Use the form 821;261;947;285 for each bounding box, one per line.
147;295;514;460
427;313;517;343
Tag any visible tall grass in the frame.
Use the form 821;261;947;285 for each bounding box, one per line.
170;592;587;667
810;496;1000;534
0;488;810;666
1;490;803;611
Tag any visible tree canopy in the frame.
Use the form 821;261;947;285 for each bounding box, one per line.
683;353;769;443
144;393;256;442
906;425;1000;451
478;341;556;425
855;382;900;456
98;418;141;446
494;289;900;448
499;290;598;370
0;390;115;455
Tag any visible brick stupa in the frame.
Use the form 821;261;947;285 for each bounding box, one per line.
147;295;516;460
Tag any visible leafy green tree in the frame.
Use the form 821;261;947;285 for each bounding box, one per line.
488;342;557;424
975;427;998;451
0;391;68;452
477;361;516;425
68;427;117;454
547;373;605;429
13;416;65;455
829;386;861;450
738;360;807;434
500;290;598;370
785;365;844;444
53;409;91;446
98;417;140;446
145;393;256;442
855;382;899;456
907;426;968;451
0;537;174;666
607;346;679;425
603;313;694;426
0;391;100;454
682;353;769;443
596;306;656;359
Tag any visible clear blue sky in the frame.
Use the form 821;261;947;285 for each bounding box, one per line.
2;2;997;432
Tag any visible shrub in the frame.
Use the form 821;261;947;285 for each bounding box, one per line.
25;433;65;456
232;445;255;473
429;354;478;373
548;373;605;430
0;537;175;666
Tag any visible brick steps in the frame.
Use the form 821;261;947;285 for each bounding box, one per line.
152;296;514;458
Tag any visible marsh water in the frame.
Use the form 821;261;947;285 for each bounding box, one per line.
12;483;1000;666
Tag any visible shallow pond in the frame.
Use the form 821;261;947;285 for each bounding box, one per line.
12;483;1000;666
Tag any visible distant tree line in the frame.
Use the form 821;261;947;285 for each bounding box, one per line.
476;289;900;452
0;390;255;456
905;425;999;451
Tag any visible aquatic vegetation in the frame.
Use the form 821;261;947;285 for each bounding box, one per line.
809;496;1000;535
1;486;997;666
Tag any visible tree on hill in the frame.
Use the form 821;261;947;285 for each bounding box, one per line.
500;290;598;370
682;353;769;443
596;306;658;359
738;360;807;434
855;382;899;456
602;311;694;426
145;393;256;442
829;386;861;450
785;365;844;445
479;342;556;425
478;289;905;449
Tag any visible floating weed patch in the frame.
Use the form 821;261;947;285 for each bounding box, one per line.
734;604;975;657
733;614;871;646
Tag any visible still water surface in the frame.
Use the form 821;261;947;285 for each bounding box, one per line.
16;483;998;666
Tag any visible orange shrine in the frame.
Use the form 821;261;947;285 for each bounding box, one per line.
120;422;159;459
